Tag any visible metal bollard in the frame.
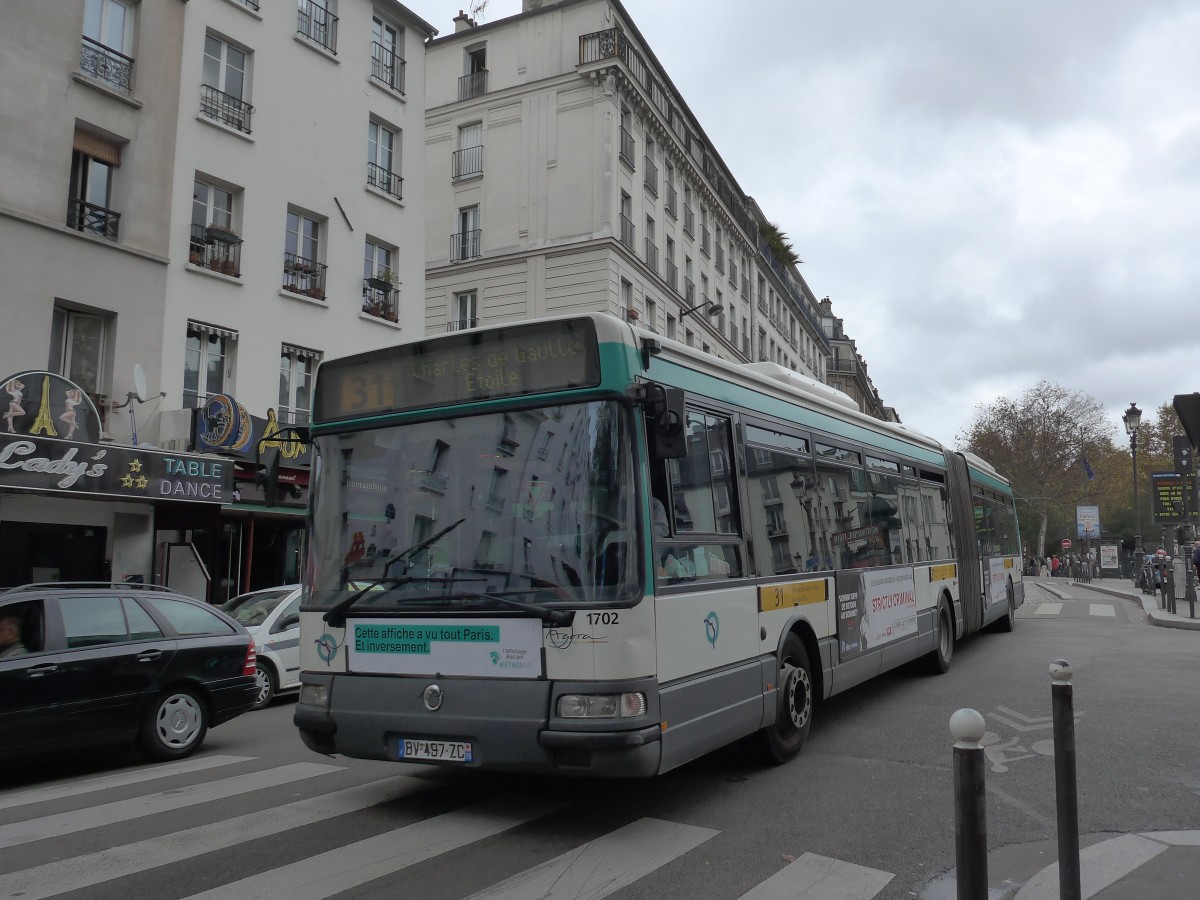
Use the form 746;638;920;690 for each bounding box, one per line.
1051;660;1081;900
951;708;988;900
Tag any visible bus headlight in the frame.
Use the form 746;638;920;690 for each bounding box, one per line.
557;692;646;719
299;683;330;710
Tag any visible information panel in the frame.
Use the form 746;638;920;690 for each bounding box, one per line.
1151;472;1197;523
314;319;600;423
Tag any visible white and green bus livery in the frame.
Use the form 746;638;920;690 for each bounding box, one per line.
294;313;1022;776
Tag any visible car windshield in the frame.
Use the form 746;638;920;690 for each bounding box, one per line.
222;589;295;626
307;400;641;612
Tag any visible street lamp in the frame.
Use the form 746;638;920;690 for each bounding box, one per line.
677;299;723;322
1122;401;1143;567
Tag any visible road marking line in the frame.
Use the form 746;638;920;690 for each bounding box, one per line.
0;755;254;811
180;794;566;900
736;851;893;900
0;776;429;900
0;762;341;850
466;817;718;899
1089;604;1116;617
1035;603;1062;616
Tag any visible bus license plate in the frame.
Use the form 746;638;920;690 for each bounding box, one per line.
398;738;473;763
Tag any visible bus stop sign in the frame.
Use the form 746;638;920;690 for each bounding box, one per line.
1061;538;1072;550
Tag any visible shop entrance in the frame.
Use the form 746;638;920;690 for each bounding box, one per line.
0;522;108;587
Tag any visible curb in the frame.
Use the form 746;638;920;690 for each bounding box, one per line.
1076;582;1200;630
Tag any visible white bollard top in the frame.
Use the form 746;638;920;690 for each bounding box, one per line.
1050;659;1073;684
950;708;986;748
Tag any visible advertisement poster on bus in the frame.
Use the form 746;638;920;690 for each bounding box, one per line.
986;557;1007;608
836;567;917;660
345;617;543;678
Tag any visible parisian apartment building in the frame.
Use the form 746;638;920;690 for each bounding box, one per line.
0;0;433;595
421;0;845;386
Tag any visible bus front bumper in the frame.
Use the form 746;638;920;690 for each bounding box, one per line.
293;672;662;778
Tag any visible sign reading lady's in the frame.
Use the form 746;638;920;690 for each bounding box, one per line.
2;371;101;444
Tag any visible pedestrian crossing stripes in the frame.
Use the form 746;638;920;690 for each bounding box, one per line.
1028;601;1119;618
0;757;899;900
0;761;341;850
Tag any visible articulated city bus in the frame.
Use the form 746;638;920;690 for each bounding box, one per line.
293;313;1022;776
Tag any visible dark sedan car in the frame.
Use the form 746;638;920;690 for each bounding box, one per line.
0;582;258;761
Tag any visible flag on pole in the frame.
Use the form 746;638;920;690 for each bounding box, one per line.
1081;456;1095;480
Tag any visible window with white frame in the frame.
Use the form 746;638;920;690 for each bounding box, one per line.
454;122;483;178
367;119;402;200
81;0;135;92
201;35;252;132
370;15;404;92
183;322;236;408
453;206;480;260
454;289;478;329
279;344;321;425
297;0;338;53
68;133;120;239
190;178;241;273
49;307;107;397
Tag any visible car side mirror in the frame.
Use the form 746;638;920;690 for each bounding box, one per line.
635;383;686;459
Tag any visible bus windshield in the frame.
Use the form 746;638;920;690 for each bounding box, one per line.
307;400;641;612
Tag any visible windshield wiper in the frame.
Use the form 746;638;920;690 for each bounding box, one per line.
449;592;575;626
326;518;468;626
324;576;495;626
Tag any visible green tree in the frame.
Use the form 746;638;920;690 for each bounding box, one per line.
758;220;800;268
957;382;1114;557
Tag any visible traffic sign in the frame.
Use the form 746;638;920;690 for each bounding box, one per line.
1061;538;1072;550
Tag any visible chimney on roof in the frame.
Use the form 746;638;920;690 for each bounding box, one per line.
453;10;475;31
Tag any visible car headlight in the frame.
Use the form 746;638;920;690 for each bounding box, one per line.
557;692;646;718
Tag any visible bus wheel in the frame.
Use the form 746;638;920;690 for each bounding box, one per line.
924;604;954;675
995;583;1016;633
758;633;813;764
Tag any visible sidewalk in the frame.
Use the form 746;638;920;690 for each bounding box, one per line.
1035;574;1200;630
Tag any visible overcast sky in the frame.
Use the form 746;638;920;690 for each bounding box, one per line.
406;0;1200;448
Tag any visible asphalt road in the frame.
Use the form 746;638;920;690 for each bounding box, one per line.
2;582;1198;900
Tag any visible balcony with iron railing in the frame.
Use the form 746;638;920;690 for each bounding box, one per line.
200;84;253;133
619;214;635;251
282;251;327;301
412;470;449;493
643;156;658;195
757;294;769;314
370;41;405;93
451;229;482;261
447;318;479;332
459;69;487;101
619;126;635;168
453;144;484;179
665;182;677;218
644;238;658;272
684;277;695;304
361;279;398;322
683;205;694;236
664;257;678;292
742;275;750;299
79;36;134;94
700;226;711;257
367;162;403;200
189;223;243;276
729;259;738;288
68;198;120;240
715;243;725;273
297;0;338;53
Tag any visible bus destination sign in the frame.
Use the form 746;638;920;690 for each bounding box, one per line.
314;319;600;423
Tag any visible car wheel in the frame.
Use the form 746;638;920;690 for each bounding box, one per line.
757;633;814;764
253;663;277;711
924;604;954;674
139;687;208;760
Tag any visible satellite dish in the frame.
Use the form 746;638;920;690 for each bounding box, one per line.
133;364;148;403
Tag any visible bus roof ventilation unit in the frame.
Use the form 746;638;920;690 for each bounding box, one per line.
743;362;861;413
